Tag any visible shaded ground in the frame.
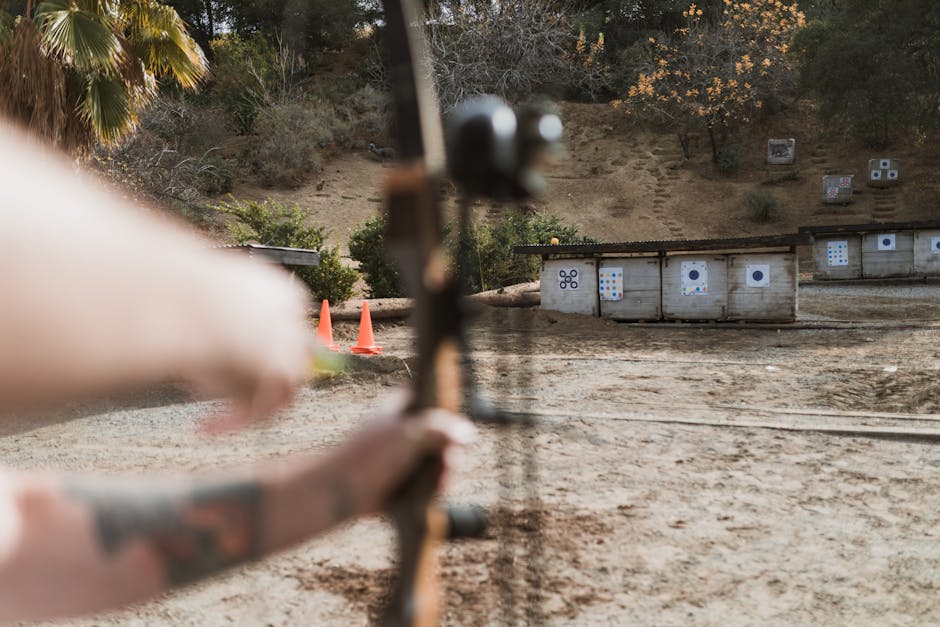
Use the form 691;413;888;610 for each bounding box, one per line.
9;282;940;626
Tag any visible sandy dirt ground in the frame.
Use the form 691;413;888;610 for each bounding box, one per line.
10;100;940;625
6;282;940;626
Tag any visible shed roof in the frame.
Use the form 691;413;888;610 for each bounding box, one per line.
216;244;321;267
514;233;807;256
799;220;940;236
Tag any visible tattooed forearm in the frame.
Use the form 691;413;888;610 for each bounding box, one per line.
66;479;263;587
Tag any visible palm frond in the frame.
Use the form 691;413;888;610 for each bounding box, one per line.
36;0;122;72
79;71;135;144
123;0;207;88
2;0;203;152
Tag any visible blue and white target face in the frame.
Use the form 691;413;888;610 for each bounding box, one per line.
870;169;882;181
680;261;708;295
931;237;940;255
746;264;770;288
558;268;579;290
877;234;897;251
879;159;891;169
887;169;899;181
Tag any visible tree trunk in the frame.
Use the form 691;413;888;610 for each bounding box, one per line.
320;282;542;321
707;125;719;163
204;0;215;40
677;131;691;159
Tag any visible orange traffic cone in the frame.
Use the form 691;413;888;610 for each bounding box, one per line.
316;300;340;352
350;301;382;355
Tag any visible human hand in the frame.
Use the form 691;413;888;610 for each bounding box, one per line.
185;257;314;434
336;396;477;517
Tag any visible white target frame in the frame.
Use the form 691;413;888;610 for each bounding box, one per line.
680;261;709;296
558;268;580;290
745;264;771;288
877;234;897;251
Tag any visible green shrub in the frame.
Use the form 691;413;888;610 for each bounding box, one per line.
94;96;235;209
459;210;596;293
348;215;403;298
198;153;235;195
338;85;391;145
744;190;778;223
209;34;282;134
247;102;335;188
348;210;592;297
715;144;742;175
216;198;358;304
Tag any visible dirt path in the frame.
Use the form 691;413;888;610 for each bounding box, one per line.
7;283;940;626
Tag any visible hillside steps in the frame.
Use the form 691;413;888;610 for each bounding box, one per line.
626;134;686;240
808;139;836;174
808;208;870;224
870;188;899;222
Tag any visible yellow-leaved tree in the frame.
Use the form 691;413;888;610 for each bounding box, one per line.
621;1;805;161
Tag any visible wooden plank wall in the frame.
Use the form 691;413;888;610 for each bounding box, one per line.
861;232;914;278
540;259;599;316
812;236;863;280
661;255;729;321
599;258;661;321
727;253;797;321
914;230;940;275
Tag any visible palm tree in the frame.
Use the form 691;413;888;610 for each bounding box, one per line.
0;0;207;153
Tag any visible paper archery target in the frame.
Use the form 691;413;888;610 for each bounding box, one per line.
868;159;899;185
598;267;624;301
931;237;940;255
827;241;849;267
826;186;840;200
746;264;771;288
877;234;897;251
839;176;852;188
558;268;579;290
680;261;708;295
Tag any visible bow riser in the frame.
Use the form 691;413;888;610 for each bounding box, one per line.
382;164;455;627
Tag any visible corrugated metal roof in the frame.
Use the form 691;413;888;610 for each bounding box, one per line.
799;220;940;235
514;233;808;256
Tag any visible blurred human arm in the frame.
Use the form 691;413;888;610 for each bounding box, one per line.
0;406;474;622
0;121;311;427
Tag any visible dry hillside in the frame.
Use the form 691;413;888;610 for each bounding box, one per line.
231;100;940;261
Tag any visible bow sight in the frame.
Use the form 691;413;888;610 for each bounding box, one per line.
446;96;564;200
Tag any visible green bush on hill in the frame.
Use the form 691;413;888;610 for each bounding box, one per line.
349;216;403;299
459;210;597;294
348;211;594;298
216;198;358;304
744;190;778;223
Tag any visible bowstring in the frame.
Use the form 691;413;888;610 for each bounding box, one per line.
458;196;544;626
